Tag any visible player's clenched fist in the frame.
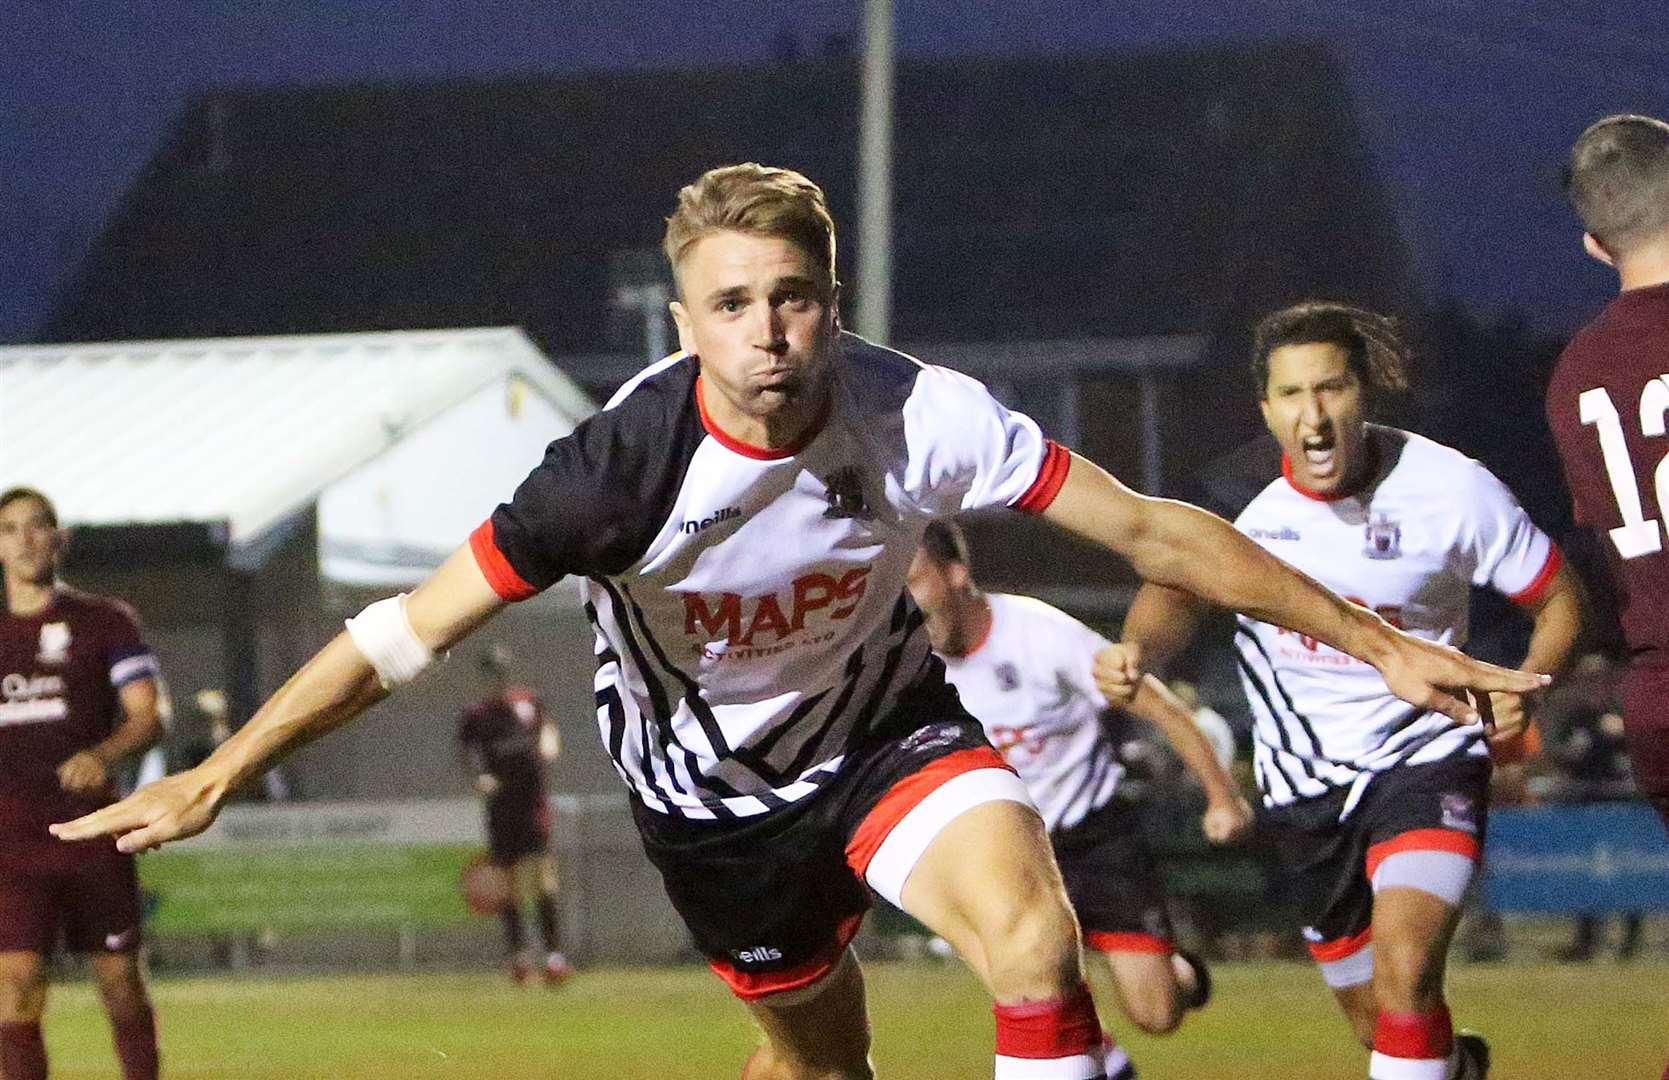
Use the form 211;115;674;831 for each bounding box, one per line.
1091;643;1144;707
50;767;224;854
55;750;110;793
1202;794;1255;845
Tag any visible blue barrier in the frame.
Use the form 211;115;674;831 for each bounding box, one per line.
1482;802;1669;913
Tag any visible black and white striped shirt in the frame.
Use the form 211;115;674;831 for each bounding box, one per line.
1192;427;1561;810
470;334;1067;820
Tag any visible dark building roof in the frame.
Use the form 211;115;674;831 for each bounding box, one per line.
45;40;1410;364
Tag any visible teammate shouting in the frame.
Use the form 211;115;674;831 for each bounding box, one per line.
1113;303;1582;1080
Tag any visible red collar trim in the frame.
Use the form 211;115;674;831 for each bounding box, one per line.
1281;452;1366;503
695;376;826;460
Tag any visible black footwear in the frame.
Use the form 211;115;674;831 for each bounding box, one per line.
1174;949;1212;1010
1455;1030;1491;1079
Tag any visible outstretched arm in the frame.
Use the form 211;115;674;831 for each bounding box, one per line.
53;545;508;852
1042;452;1547;722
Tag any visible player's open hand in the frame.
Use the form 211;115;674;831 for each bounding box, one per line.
1092;643;1144;707
49;767;223;853
1202;794;1254;845
56;750;109;794
1372;628;1548;726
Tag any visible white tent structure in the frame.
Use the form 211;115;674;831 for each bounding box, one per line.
0;328;594;584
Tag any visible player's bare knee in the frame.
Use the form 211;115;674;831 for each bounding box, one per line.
981;891;1082;1002
1123;989;1183;1036
1370;943;1442;1012
0;956;48;1020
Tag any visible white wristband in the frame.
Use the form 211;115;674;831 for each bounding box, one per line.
344;594;436;690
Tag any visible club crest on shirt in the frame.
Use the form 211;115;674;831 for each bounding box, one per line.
821;466;874;520
37;622;71;665
995;662;1021;691
1440;792;1478;833
1363;512;1402;560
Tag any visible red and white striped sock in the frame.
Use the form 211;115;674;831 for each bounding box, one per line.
993;984;1106;1079
1369;1008;1453;1080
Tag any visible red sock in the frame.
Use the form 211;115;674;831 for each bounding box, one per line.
993;984;1105;1079
0;1020;48;1080
1371;1008;1453;1079
112;1006;160;1080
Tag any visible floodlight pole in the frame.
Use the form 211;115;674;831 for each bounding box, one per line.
856;0;894;344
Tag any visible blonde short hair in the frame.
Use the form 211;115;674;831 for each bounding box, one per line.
663;164;837;291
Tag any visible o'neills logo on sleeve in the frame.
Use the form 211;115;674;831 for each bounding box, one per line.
0;672;69;728
682;507;742;535
684;567;870;659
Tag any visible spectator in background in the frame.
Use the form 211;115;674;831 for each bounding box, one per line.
457;645;570;985
1542;653;1643;961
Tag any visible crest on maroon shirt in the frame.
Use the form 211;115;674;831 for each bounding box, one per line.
36;622;71;664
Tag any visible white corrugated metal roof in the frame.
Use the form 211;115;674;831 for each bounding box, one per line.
0;328;594;553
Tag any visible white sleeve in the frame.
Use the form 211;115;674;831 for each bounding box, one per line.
1464;462;1560;603
901;364;1068;515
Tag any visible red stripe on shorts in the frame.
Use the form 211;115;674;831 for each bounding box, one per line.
1307;925;1373;964
1364;828;1479;882
1084;930;1173;955
843;746;1011;880
707;913;863;1001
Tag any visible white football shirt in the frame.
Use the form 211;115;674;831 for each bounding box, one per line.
471;333;1069;821
939;593;1124;832
1192;427;1560;810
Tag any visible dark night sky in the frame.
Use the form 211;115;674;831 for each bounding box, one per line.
5;0;1669;342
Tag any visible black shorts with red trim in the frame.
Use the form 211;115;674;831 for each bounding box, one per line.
632;677;1003;1000
1051;798;1174;954
0;847;144;955
1262;754;1488;958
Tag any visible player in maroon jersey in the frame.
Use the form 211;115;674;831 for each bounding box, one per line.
0;488;164;1080
457;645;570;984
1549;114;1669;838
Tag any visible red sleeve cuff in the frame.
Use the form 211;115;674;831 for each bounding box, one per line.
1507;545;1563;607
469;519;539;602
1013;440;1071;514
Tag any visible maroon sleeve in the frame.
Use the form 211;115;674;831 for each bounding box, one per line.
93;599;159;690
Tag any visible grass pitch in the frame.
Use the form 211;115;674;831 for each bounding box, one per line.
38;960;1667;1078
